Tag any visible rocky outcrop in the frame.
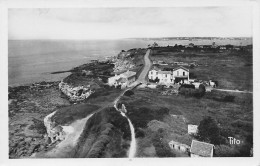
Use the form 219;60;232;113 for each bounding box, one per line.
113;58;135;73
44;111;66;143
59;81;94;102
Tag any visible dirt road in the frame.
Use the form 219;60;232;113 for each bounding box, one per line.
136;49;152;83
214;88;253;94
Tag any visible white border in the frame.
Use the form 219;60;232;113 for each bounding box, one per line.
1;0;260;166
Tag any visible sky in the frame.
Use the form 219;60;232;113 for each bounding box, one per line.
8;7;253;40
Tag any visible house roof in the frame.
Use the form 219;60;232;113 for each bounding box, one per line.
190;140;214;157
120;70;136;78
173;66;189;72
158;71;172;74
116;77;127;83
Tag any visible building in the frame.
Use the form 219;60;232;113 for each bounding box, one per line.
188;125;198;135
158;71;173;84
190;140;214;157
148;66;189;84
169;140;190;153
108;70;136;88
172;66;189;83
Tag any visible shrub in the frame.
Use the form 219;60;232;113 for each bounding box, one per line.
135;128;145;138
190;64;195;69
124;90;134;97
179;84;205;98
156;85;166;90
196;116;223;145
152;131;176;157
195;84;206;98
179;84;195;89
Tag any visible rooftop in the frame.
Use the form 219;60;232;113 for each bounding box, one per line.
158;71;172;74
120;70;136;78
173;66;189;72
116;77;127;83
190;140;214;157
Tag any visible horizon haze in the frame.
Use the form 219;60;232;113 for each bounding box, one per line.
8;7;253;40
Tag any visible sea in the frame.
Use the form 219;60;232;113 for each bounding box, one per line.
8;38;252;86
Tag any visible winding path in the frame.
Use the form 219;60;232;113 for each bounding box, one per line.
40;49;152;158
112;49;151;158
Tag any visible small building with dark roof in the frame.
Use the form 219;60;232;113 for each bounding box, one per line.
190;140;214;157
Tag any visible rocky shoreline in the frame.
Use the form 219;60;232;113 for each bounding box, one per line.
8;48;146;158
8;81;72;158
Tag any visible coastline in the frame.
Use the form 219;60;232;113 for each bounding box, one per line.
8;44;253;158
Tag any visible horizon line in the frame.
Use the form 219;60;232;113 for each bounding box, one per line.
8;36;253;41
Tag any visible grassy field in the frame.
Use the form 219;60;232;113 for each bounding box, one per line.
119;86;252;157
150;49;253;91
51;104;101;126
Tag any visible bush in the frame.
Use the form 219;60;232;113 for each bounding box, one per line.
152;131;176;157
126;107;169;128
189;72;197;78
195;84;206;98
190;64;195;69
179;84;205;98
135;128;145;138
156;85;166;90
196;116;223;145
179;84;195;89
124;90;134;97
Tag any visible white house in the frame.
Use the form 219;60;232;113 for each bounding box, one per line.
188;125;198;135
108;70;136;88
148;66;189;84
157;71;173;84
169;140;190;153
190;140;214;157
172;66;189;79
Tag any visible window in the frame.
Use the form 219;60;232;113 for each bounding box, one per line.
177;71;179;76
183;72;185;76
151;71;153;75
156;72;158;75
165;74;167;78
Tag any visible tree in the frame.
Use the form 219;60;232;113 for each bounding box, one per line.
196;116;222;145
197;84;206;97
152;42;159;47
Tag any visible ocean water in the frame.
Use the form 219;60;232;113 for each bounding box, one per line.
8;38;252;86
